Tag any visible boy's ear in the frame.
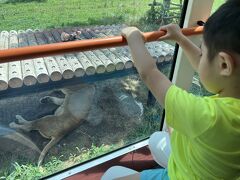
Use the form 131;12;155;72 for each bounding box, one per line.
218;52;234;76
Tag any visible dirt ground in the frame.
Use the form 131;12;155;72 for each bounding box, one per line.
0;74;162;174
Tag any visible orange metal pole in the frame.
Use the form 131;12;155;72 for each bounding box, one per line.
0;26;203;63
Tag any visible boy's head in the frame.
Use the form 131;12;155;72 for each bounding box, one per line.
203;0;240;60
198;0;240;95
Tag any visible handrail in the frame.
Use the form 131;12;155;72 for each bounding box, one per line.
0;26;203;63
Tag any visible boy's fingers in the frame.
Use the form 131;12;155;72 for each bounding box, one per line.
121;27;128;35
121;27;139;35
121;27;145;42
121;28;128;37
158;26;168;40
158;24;174;32
158;34;169;41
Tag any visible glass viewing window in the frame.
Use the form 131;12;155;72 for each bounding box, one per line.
0;0;213;179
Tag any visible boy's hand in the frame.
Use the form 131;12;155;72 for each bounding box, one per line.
158;24;184;43
159;24;201;71
121;27;145;44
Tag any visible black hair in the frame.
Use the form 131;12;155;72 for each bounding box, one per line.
203;0;240;61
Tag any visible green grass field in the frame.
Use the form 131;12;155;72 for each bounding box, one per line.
0;0;225;31
0;0;150;31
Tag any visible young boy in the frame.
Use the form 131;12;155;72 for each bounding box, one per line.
101;0;240;179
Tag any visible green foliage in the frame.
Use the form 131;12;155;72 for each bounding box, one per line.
2;159;62;180
145;5;163;25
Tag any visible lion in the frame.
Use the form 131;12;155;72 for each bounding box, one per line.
9;84;95;166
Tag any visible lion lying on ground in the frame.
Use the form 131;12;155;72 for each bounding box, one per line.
9;84;95;166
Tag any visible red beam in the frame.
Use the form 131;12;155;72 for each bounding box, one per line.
0;26;203;63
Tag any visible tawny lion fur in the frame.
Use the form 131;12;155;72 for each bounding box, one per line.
9;84;95;166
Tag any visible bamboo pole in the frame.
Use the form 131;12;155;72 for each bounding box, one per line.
0;26;203;63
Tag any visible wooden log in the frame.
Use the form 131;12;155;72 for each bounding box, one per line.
156;46;167;62
76;52;96;75
21;59;37;86
162;42;174;61
34;31;46;45
45;56;62;81
57;28;95;76
64;53;85;77
87;30;124;71
96;29;133;69
52;29;85;77
154;42;174;62
18;30;37;86
71;28;105;74
151;42;166;63
84;50;105;74
25;29;38;45
70;28;106;73
8;30;23;88
50;28;62;42
150;42;165;63
18;30;28;47
34;28;41;32
26;29;49;83
43;30;74;79
34;30;62;81
54;55;74;79
33;58;50;83
102;26;133;68
82;30;115;72
0;31;9;90
96;32;133;69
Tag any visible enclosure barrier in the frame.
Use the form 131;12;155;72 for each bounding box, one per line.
0;26;203;62
0;25;203;91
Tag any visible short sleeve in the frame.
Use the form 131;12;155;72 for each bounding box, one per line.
165;85;217;138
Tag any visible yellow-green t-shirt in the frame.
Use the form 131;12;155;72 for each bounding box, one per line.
165;85;240;180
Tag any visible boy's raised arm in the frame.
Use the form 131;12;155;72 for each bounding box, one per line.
122;27;172;108
159;24;202;71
